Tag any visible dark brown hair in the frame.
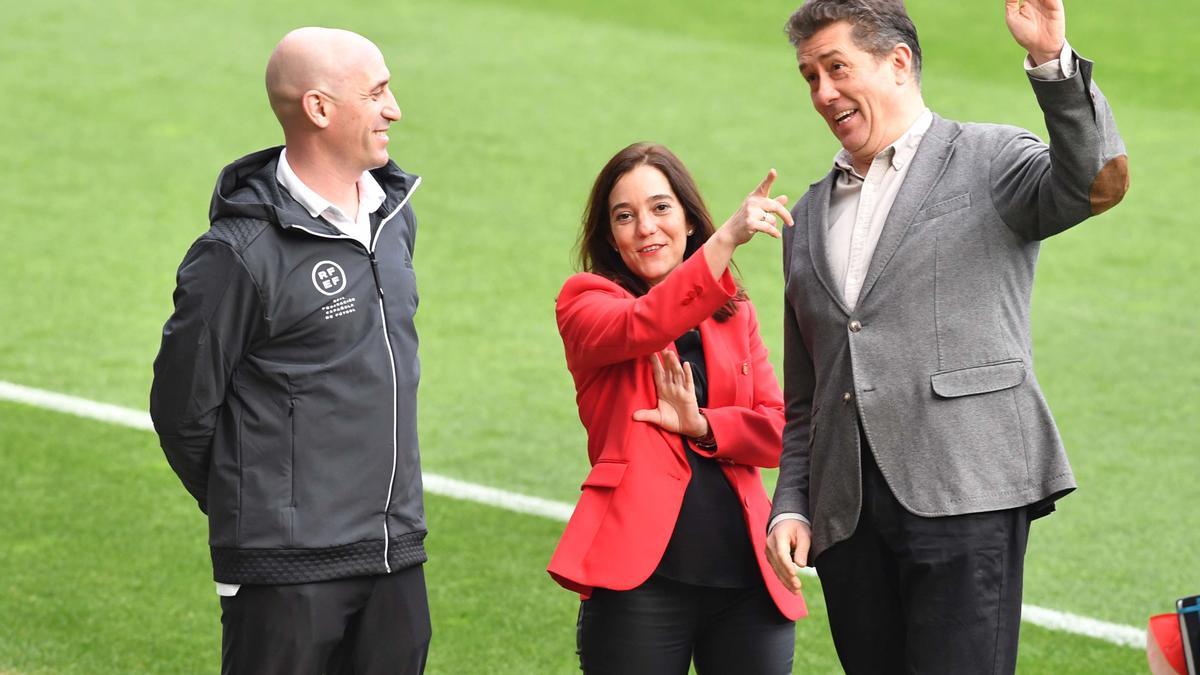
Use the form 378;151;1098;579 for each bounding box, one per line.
785;0;922;84
576;142;746;322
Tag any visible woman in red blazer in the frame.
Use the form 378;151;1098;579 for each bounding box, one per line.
549;143;807;674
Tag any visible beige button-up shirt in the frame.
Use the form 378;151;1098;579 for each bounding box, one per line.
827;110;933;310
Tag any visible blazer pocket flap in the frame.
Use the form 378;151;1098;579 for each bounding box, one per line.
915;193;971;222
931;360;1026;398
581;461;628;489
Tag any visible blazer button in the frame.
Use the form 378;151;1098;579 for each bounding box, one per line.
842;392;854;403
848;320;862;333
741;363;750;375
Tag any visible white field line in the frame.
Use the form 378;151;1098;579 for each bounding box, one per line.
0;380;1146;649
0;381;156;432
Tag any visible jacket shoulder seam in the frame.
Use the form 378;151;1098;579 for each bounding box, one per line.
192;234;271;332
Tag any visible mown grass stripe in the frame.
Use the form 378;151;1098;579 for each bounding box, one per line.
0;379;1146;649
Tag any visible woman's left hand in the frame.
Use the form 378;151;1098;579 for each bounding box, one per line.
632;349;708;438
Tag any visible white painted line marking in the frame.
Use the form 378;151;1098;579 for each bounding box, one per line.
422;473;576;522
1022;605;1144;648
0;380;1146;650
0;381;155;432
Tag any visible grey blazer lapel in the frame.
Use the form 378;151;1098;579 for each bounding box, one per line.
806;170;852;316
854;115;960;309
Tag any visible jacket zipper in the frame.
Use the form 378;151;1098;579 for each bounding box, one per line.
372;260;398;574
285;176;421;574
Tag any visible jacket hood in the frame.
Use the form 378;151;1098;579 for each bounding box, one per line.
208;145;420;230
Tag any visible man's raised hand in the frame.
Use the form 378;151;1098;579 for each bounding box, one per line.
1005;0;1066;66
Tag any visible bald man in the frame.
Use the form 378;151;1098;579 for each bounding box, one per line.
151;28;430;674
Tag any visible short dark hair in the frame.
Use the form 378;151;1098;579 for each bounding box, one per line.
576;142;745;322
785;0;922;83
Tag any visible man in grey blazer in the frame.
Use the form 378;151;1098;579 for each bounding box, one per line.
764;0;1128;671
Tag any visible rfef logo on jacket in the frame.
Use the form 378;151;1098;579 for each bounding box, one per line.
312;261;347;296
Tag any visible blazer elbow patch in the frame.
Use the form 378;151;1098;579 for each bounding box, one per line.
1089;155;1129;215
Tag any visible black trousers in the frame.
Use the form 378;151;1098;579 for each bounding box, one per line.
576;575;795;675
815;438;1031;675
219;564;431;675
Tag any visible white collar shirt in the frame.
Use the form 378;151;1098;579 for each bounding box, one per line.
275;148;387;250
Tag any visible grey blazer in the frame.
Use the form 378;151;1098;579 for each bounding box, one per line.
772;56;1128;561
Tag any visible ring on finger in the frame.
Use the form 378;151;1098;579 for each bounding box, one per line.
760;212;772;222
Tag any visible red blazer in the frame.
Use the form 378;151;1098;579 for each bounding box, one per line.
547;252;807;621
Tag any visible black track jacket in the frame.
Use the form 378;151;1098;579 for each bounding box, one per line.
151;147;426;584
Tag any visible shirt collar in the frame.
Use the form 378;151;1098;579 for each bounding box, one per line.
276;148;386;219
832;108;933;177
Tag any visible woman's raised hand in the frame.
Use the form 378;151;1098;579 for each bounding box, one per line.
702;169;793;280
718;169;794;245
632;349;708;439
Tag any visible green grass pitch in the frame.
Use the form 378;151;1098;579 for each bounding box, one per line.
1;0;1197;672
